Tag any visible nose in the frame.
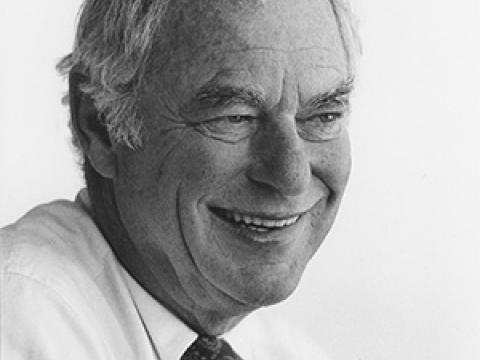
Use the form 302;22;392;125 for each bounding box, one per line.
247;116;311;197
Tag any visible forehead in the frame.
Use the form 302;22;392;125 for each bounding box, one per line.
167;0;345;49
149;0;348;102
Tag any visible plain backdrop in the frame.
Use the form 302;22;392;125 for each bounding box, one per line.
1;1;479;359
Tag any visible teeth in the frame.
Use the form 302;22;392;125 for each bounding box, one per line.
246;225;269;232
252;218;263;226
264;220;276;227
228;211;301;230
285;216;299;226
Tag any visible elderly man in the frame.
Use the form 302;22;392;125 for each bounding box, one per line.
1;0;358;359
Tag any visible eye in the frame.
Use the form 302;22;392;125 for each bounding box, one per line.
297;111;347;142
194;115;258;143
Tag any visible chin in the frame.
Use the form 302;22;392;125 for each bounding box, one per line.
231;265;305;308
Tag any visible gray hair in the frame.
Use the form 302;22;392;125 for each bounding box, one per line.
58;0;360;154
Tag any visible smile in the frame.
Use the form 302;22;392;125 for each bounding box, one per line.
211;207;302;233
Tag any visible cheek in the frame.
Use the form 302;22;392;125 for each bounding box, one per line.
310;134;351;196
113;129;193;243
333;135;352;186
181;135;251;193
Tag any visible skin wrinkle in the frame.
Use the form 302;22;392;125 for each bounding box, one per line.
192;128;249;145
165;140;248;315
148;126;186;141
176;187;252;314
161;2;320;75
179;68;265;116
209;45;340;55
204;202;228;259
155;112;187;125
156;6;246;76
160;97;190;126
306;79;354;109
175;184;200;301
184;67;348;118
278;67;297;115
153;133;187;179
191;86;265;111
211;224;231;261
142;180;211;322
308;64;343;74
152;49;345;127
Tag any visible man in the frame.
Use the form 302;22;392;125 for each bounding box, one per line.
1;0;359;359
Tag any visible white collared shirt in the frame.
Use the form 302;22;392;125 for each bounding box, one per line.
0;190;328;360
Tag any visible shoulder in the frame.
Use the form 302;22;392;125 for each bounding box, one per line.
0;195;119;323
1;195;110;285
0;196;135;360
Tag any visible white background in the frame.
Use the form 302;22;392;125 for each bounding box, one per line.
1;1;479;359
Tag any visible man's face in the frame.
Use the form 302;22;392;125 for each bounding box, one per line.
113;0;351;315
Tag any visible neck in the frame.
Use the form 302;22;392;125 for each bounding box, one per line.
84;159;250;336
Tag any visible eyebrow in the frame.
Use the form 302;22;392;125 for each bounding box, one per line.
305;77;355;109
184;76;355;113
185;84;266;113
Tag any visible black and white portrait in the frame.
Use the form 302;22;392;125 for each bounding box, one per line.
0;1;479;359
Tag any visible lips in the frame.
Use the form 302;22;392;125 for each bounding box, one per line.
210;207;303;233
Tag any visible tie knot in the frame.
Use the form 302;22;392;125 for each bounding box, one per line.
181;336;243;360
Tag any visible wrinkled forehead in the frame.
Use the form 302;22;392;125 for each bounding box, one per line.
164;0;345;62
147;0;348;100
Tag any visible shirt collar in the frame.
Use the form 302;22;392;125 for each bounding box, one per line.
122;268;198;360
122;266;262;360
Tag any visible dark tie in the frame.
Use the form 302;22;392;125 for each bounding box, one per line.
181;336;244;360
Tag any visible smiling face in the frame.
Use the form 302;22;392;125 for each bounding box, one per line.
111;0;352;332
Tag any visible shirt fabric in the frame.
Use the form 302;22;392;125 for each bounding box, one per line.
0;190;328;360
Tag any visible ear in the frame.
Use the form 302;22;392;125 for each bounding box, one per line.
69;68;117;179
